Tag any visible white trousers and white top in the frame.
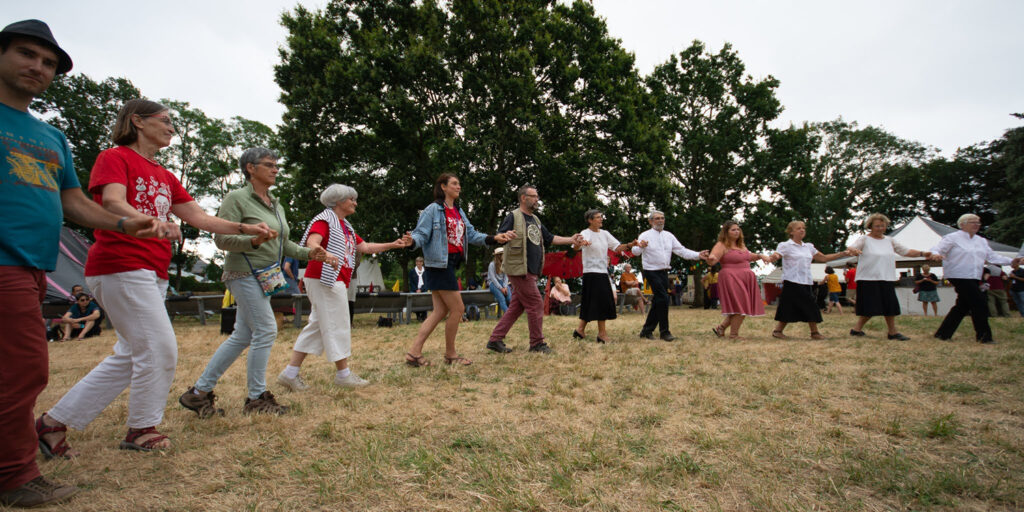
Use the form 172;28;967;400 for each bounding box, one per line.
48;269;176;430
294;277;352;362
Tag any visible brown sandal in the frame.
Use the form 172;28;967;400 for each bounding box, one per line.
712;325;725;337
405;353;431;367
444;354;473;366
119;427;169;452
771;330;788;340
36;414;74;460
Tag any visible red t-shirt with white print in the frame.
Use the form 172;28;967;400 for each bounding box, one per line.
445;205;464;254
84;146;193;280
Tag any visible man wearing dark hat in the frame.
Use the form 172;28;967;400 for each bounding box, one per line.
0;19;165;508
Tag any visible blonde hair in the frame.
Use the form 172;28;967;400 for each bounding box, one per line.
863;213;891;230
785;220;805;235
493;252;503;274
957;213;980;228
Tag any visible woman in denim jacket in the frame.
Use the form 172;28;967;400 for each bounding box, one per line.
404;173;515;367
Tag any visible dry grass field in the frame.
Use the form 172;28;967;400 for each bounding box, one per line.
28;306;1024;511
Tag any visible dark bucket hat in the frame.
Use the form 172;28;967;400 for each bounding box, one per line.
0;19;73;74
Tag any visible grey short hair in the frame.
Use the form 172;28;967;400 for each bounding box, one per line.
957;213;980;228
320;184;358;208
584;209;602;222
648;210;665;220
239;147;278;180
517;184;537;200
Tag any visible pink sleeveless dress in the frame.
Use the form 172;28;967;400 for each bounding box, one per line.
717;249;765;316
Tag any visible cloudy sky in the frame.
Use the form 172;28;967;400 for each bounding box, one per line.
10;1;1023;154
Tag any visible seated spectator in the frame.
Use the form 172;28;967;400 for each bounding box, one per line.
619;263;647;313
548;276;572;315
68;284;84;301
59;293;102;341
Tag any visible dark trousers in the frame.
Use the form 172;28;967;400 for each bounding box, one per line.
0;267;48;491
936;278;992;341
640;270;670;335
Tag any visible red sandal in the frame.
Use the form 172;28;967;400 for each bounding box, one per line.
119;427;169;452
35;414;75;460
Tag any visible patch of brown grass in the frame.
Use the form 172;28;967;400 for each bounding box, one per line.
32;307;1024;511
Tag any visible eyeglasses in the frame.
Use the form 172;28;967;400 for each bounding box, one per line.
255;162;279;170
137;114;174;128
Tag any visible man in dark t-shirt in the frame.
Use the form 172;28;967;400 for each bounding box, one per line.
485;185;584;353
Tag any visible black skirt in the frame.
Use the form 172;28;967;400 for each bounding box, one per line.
423;254;462;291
854;280;901;317
579;272;617;322
774;281;823;323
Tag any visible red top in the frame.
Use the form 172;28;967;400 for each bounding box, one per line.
303;220;363;286
84;146;193;279
844;268;857;289
444;205;464;254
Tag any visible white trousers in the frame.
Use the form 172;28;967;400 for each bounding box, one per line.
49;269;176;430
293;278;351;362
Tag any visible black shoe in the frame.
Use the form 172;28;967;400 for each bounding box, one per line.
528;343;552;353
486;340;513;353
934;334;952;341
979;339;997;344
660;333;676;342
849;329;866;337
887;333;910;341
572;329;585;339
596;336;608;344
638;331;655;340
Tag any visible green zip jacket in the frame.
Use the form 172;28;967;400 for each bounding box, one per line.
215;182;310;273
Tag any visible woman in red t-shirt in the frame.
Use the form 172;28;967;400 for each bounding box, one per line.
39;100;275;455
276;184;410;392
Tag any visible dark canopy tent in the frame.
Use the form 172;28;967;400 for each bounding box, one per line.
46;227;91;302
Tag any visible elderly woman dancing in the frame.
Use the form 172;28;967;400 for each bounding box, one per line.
178;147;335;419
931;213;1020;343
847;213;931;340
277;184;410;391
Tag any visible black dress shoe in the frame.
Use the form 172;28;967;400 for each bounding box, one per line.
887;333;910;341
849;329;866;337
528;343;552;353
486;340;513;353
978;339;997;344
638;331;655;340
572;330;585;339
934;334;952;341
595;336;608;344
660;333;676;342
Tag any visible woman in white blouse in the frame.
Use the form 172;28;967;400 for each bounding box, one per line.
572;209;639;344
931;213;1019;343
767;221;852;340
847;213;931;340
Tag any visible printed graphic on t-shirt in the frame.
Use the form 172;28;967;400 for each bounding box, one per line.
134;176;173;220
447;214;464;248
527;223;542;246
2;137;62;191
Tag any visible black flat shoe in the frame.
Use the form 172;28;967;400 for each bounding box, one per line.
486;340;513;353
849;329;866;337
887;333;910;341
638;331;655;340
660;333;676;342
572;330;585;339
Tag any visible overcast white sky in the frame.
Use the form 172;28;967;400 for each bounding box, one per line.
9;1;1024;154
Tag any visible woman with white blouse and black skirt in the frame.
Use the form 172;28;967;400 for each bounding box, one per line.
847;213;931;340
931;213;1019;343
768;220;852;340
572;209;639;344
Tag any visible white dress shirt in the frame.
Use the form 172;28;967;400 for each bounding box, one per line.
631;228;700;270
849;235;910;282
580;229;620;274
930;230;1013;280
775;239;817;285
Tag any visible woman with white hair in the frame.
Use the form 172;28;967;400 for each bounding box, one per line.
931;213;1019;343
179;147;336;419
846;213;932;340
277;184;411;391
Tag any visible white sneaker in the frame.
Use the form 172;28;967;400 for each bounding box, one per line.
276;371;309;392
334;373;369;388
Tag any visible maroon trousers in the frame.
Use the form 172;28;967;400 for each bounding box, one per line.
488;274;545;347
0;266;48;491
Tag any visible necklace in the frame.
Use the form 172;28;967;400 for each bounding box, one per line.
127;145;160;165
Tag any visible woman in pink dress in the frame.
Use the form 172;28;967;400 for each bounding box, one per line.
707;221;768;339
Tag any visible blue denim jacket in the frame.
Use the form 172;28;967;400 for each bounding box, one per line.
411;202;490;268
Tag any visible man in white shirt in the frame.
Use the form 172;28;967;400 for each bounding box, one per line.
631;211;708;341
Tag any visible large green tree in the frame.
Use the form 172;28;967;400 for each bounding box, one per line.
986;118;1024;245
275;0;665;283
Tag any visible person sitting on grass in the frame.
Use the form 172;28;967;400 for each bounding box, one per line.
59;293;102;341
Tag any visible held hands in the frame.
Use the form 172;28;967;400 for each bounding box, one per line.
245;222;278;246
570;233;587;246
309;247;341;269
130;218;183;242
638;239;649;248
845;248;862;257
928;253;944;262
494;230;517;244
398;231;413;248
699;249;711;261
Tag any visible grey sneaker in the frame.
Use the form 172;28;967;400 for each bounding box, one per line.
178;387;224;419
243;391;289;415
0;476;78;508
277;370;309;392
334;372;370;388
